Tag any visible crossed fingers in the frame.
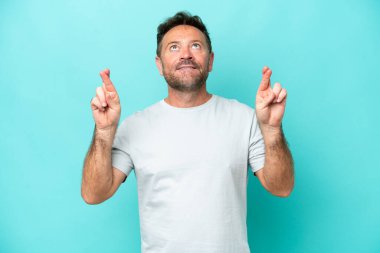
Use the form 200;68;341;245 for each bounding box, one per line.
91;69;118;112
258;66;287;105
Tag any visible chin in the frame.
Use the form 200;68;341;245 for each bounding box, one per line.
168;81;203;92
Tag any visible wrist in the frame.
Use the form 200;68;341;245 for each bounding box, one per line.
95;125;117;142
259;124;284;144
259;123;282;135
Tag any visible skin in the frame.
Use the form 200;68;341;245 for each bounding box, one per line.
81;25;294;204
254;67;294;197
82;69;125;204
155;25;215;108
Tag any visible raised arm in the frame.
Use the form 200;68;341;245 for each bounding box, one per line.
81;69;126;204
254;66;294;197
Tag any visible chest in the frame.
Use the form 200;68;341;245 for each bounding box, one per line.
130;115;250;176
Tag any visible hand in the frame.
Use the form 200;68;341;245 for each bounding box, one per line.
255;66;287;130
90;69;121;131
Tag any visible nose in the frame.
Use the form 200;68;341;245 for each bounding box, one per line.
180;46;193;60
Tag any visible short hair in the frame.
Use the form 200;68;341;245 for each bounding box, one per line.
156;11;212;56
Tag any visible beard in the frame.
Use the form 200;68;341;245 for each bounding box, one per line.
162;59;209;92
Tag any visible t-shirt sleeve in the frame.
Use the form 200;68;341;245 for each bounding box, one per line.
248;110;266;174
111;119;134;180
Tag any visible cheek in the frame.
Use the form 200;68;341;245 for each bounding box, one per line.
197;53;210;65
163;60;178;72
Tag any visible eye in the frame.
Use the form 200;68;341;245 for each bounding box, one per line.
169;44;179;51
192;43;201;49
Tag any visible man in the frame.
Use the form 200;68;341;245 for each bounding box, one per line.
82;11;294;253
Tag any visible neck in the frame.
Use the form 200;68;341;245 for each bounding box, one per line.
164;85;212;108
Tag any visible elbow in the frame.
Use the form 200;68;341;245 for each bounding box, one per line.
272;183;294;198
82;196;99;205
274;174;295;198
82;193;98;205
273;189;292;198
81;189;105;205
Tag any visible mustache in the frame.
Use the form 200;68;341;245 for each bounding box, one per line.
176;59;199;69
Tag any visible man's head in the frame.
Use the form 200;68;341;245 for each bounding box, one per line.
156;11;212;56
155;11;214;92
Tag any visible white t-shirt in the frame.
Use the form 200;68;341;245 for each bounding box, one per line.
112;94;265;253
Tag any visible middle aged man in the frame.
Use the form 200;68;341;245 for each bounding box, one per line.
82;11;294;253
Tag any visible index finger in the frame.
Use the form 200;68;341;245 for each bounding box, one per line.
99;68;116;92
258;66;272;91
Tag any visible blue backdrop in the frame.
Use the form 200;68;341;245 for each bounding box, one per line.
1;0;379;252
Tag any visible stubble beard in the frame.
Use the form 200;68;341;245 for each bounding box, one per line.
163;62;209;92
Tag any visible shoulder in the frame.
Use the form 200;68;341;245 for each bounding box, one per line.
117;100;162;131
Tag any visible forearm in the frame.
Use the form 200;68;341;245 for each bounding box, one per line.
261;126;294;196
82;126;116;203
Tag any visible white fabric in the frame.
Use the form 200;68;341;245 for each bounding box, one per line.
112;94;265;253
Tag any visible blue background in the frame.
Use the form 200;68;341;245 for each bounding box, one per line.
1;0;379;252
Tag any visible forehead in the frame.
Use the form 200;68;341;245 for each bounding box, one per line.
161;25;207;45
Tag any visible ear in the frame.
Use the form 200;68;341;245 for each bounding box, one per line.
208;52;214;72
155;56;163;76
